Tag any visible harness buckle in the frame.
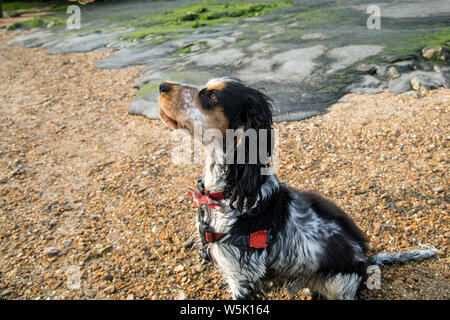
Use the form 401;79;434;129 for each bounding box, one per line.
249;230;270;248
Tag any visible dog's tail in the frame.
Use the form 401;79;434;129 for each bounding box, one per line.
367;248;438;266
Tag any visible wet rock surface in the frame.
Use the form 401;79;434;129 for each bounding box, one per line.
5;0;450;121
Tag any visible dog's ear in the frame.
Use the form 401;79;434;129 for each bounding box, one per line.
225;87;273;212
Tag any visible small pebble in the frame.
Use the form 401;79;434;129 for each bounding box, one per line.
174;264;184;273
43;247;59;257
433;186;444;193
103;284;116;294
103;272;113;281
182;238;195;249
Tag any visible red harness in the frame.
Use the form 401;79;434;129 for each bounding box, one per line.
187;183;271;249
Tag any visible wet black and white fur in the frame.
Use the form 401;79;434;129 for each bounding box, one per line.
158;77;437;300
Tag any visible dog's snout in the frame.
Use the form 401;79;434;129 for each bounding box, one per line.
159;82;171;94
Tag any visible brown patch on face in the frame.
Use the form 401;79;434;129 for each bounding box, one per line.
206;81;227;92
204;105;229;136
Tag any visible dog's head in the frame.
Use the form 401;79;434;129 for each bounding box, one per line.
158;77;274;211
158;77;272;134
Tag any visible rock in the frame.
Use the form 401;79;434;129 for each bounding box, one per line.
410;77;421;91
7;31;56;48
188;48;245;68
275;46;326;81
183;238;195;249
49;219;58;227
103;284;116;294
337;98;352;103
301;33;326;40
43;247;59;256
389;71;448;93
422;46;442;60
345;75;383;94
106;40;134;50
63;241;72;247
103;272;113;281
356;64;387;77
126;294;135;300
175;290;186;300
433;186;444;193
238;45;326;84
0;289;13;298
388;66;400;79
46;21;55;28
97;245;113;255
391;279;404;289
327;45;384;73
47;30;132;55
96;42;177;69
402;91;419;98
128;93;160;120
410;74;444;91
174;264;184;272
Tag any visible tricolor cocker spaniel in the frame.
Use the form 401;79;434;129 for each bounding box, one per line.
158;77;436;300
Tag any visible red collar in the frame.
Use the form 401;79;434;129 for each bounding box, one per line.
187;187;225;210
187;179;226;210
205;190;225;201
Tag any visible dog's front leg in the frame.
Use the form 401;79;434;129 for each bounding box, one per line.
226;277;262;300
210;244;267;300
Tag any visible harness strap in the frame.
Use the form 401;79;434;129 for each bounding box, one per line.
200;220;272;249
190;179;272;249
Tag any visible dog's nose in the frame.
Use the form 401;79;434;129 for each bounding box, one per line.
159;82;171;94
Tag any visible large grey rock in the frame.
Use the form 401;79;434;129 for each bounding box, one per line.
388;71;448;93
47;30;131;54
188;48;245;68
134;71;165;89
327;45;384;73
128;93;160;119
96;44;177;69
301;33;326;40
7;31;56;48
352;0;450;18
345;75;384;94
273;110;322;122
274;46;326;82
237;46;326;83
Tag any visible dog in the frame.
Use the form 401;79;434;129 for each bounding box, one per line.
158;77;437;300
